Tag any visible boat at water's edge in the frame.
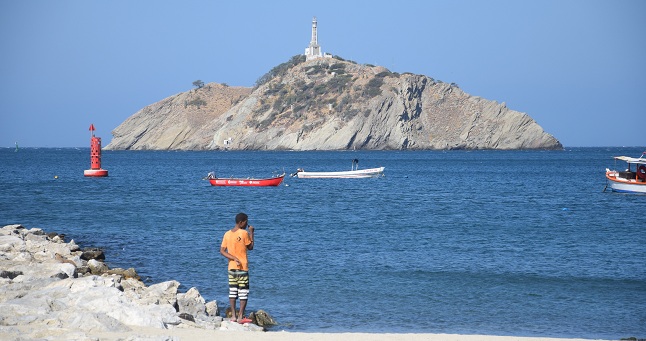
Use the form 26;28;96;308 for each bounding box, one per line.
605;152;646;194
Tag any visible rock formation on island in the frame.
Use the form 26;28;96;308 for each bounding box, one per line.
105;55;562;151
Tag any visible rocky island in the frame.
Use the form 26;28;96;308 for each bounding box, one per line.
105;55;562;151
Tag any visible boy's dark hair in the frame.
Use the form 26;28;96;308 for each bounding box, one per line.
235;212;248;224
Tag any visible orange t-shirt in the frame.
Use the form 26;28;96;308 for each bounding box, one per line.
221;229;252;271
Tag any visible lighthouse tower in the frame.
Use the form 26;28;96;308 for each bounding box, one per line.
84;124;108;177
304;16;323;60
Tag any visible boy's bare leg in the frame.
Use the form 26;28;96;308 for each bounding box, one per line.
238;299;247;322
229;298;237;321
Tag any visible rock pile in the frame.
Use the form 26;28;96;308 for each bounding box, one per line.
0;224;265;340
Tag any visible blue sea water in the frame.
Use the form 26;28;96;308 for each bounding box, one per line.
0;147;644;339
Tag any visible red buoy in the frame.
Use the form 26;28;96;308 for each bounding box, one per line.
84;124;108;177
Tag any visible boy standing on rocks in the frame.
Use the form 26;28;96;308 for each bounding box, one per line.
219;212;254;323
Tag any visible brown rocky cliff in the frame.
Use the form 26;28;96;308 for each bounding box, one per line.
105;83;251;150
105;56;562;150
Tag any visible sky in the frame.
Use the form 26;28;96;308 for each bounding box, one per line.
1;0;644;148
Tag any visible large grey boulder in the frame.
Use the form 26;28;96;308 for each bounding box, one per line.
177;287;206;319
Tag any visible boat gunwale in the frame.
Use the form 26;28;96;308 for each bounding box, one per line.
605;172;646;185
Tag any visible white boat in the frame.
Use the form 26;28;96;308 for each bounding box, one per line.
605;152;646;194
291;159;384;179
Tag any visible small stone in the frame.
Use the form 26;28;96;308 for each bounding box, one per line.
81;248;105;261
0;270;23;279
178;313;195;322
250;309;277;327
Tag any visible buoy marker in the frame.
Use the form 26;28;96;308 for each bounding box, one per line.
83;124;108;177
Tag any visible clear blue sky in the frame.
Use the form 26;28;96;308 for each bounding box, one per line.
1;0;644;147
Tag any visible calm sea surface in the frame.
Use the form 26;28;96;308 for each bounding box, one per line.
1;147;644;339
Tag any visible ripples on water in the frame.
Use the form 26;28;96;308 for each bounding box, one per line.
1;147;645;339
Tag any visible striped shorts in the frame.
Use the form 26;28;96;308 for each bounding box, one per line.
228;270;250;300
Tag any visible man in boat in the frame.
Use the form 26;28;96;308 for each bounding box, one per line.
219;212;255;323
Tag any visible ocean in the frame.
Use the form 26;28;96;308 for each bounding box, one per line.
1;147;644;339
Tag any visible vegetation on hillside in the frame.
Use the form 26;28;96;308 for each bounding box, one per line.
254;55;306;88
246;57;403;132
192;80;204;89
185;97;207;109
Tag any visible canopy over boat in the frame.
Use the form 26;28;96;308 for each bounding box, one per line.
613;156;646;165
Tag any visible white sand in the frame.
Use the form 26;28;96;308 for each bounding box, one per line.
88;326;608;341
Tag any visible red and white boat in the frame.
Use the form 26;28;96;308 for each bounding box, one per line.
605;152;646;194
207;172;285;187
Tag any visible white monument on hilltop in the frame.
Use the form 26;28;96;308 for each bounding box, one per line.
304;16;330;60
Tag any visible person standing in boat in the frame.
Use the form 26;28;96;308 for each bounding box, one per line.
219;212;254;323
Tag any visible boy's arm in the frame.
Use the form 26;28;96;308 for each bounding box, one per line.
220;246;241;267
246;226;254;250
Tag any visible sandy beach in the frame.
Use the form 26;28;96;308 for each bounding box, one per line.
86;326;609;341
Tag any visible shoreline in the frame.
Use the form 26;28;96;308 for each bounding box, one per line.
89;327;611;341
0;224;611;341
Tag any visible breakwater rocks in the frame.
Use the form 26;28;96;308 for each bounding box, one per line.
0;224;270;340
